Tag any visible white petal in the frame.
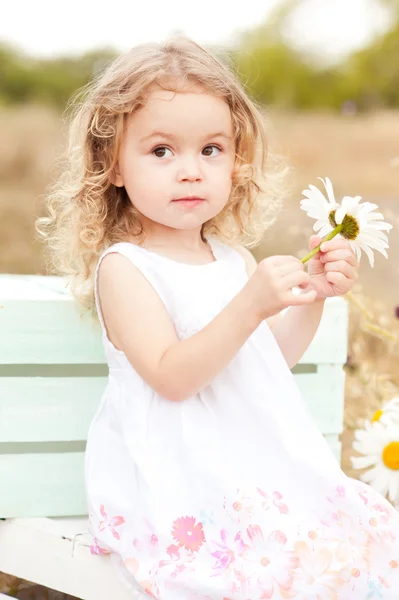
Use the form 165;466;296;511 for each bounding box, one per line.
361;244;375;267
353;433;383;455
301;206;327;219
383;398;399;413
361;235;389;250
334;206;346;224
313;219;328;232
357;202;379;214
371;468;390;496
360;238;389;253
303;184;329;206
359;236;389;257
360;465;380;484
358;231;388;248
349;241;361;261
299;200;331;220
318;224;333;238
319;177;337;205
366;212;385;221
351;455;378;470
360;234;389;248
366;221;393;231
343;196;361;215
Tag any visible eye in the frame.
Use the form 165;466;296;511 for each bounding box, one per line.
202;145;222;157
151;144;222;158
152;146;172;158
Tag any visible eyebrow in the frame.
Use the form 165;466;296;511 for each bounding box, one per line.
139;131;233;143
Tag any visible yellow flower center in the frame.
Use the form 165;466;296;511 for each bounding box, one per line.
329;210;360;240
382;442;399;470
261;556;270;567
372;410;383;422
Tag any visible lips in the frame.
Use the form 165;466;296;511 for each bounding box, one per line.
173;197;205;202
172;197;205;208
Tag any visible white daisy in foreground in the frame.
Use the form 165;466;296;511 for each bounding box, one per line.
371;397;399;427
351;418;399;504
300;177;393;267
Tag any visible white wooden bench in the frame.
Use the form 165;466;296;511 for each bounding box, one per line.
0;274;348;599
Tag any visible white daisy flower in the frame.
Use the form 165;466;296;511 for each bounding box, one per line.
371;397;399;427
350;419;399;504
300;176;338;225
300;177;393;267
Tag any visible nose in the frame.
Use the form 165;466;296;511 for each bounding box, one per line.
177;154;203;182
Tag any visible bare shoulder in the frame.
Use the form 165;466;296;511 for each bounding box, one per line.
97;251;160;348
97;250;171;327
233;245;258;277
97;252;178;388
97;252;147;309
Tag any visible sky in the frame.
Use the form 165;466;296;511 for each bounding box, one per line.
1;0;391;64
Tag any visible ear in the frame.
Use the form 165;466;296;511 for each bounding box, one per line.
111;162;124;187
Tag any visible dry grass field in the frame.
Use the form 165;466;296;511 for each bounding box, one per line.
1;104;398;597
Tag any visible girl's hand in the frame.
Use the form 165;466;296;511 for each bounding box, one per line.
307;235;359;299
245;254;317;321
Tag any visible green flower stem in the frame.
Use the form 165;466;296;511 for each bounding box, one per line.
301;224;344;264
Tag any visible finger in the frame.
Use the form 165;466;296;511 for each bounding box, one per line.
276;260;305;277
281;270;311;290
309;235;322;250
325;271;349;285
267;255;303;268
320;238;352;253
320;249;358;267
287;288;317;305
325;260;358;279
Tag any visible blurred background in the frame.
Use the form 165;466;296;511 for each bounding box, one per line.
1;0;398;596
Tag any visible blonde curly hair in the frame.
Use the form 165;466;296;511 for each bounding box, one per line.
36;35;290;320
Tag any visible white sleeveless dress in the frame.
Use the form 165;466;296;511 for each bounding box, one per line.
84;236;399;600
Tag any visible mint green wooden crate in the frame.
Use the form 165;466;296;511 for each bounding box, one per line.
0;274;348;518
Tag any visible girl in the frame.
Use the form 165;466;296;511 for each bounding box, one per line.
37;36;399;599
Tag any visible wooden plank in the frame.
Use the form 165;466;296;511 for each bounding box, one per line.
0;374;343;445
0;377;106;442
295;365;345;434
0;518;134;600
0;274;70;299
0;275;348;365
0;296;347;364
0;453;87;517
0;420;342;520
0;300;105;364
0;368;344;443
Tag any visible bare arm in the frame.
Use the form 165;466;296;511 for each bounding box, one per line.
98;252;263;402
235;245;325;369
266;299;325;368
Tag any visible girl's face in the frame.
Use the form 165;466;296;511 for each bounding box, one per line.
113;84;236;239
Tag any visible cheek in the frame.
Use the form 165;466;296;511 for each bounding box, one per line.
211;160;234;186
122;160;165;197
